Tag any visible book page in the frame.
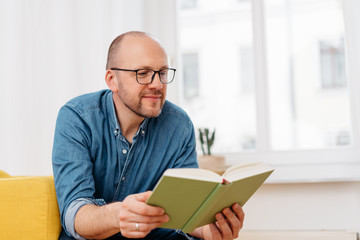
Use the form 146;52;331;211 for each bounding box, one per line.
223;162;274;182
163;168;222;182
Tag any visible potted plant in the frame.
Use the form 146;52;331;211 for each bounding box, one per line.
197;128;225;170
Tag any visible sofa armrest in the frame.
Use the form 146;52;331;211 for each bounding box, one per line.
0;169;11;178
0;175;61;239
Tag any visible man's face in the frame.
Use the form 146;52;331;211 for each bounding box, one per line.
113;36;168;118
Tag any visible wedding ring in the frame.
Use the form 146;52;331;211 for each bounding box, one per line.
135;222;139;231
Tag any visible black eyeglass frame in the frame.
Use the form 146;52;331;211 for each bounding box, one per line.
110;68;176;85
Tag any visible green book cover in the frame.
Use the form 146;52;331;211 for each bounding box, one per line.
146;162;274;233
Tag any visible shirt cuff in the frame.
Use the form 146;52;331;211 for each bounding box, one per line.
176;229;203;240
64;198;107;240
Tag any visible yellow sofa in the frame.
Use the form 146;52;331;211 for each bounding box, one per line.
0;170;61;239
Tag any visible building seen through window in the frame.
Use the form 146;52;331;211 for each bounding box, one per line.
182;53;200;100
179;0;352;153
320;39;346;89
180;0;256;153
180;0;198;10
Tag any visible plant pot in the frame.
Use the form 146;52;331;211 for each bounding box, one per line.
197;155;226;171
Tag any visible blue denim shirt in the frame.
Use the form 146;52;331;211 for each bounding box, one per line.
52;90;200;240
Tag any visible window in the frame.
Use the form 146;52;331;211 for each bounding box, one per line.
180;0;198;10
320;39;346;89
182;52;200;100
178;0;360;181
239;47;254;93
265;0;351;150
179;0;256;153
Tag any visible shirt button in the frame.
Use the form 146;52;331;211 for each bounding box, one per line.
141;130;145;135
122;177;126;181
122;149;127;154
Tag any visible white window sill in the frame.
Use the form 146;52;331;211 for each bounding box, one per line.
263;162;360;184
223;148;360;183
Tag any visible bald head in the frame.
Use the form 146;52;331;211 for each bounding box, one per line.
106;31;165;70
105;31;169;119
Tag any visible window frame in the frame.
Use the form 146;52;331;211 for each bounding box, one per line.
235;0;360;182
150;0;360;183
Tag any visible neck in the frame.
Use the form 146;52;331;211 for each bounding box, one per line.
112;95;144;143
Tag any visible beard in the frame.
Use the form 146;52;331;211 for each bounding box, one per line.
119;89;165;118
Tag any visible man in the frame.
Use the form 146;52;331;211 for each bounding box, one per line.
52;31;244;240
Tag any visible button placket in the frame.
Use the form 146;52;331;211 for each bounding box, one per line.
112;133;131;201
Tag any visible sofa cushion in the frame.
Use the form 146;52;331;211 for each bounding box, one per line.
0;175;61;239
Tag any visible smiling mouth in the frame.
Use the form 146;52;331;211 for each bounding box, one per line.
143;95;161;99
141;90;164;102
142;95;162;102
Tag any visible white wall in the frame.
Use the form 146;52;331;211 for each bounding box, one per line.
0;0;122;176
0;0;177;176
243;181;360;233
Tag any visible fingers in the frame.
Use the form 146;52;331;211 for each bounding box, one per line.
215;212;233;240
209;223;222;240
232;203;245;229
134;190;153;202
118;191;169;238
219;203;245;238
203;203;245;240
119;209;169;224
121;221;165;238
123;191;165;216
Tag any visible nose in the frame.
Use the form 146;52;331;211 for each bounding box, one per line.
148;72;163;89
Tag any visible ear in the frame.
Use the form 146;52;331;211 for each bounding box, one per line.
105;70;119;93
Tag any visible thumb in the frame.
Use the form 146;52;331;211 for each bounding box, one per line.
135;191;153;202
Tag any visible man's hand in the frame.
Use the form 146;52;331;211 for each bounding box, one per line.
116;191;169;238
191;203;245;240
75;191;169;239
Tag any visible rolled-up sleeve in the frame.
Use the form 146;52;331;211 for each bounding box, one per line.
65;198;107;239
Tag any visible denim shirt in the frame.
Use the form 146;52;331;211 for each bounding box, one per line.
52;90;200;240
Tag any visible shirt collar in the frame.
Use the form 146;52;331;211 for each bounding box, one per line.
106;91;149;138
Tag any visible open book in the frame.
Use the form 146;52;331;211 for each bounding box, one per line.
146;162;274;233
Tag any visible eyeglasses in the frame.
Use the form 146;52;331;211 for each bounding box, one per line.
110;68;176;85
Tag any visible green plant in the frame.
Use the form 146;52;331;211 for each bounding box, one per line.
198;128;215;155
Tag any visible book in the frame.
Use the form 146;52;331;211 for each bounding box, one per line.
146;162;274;233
